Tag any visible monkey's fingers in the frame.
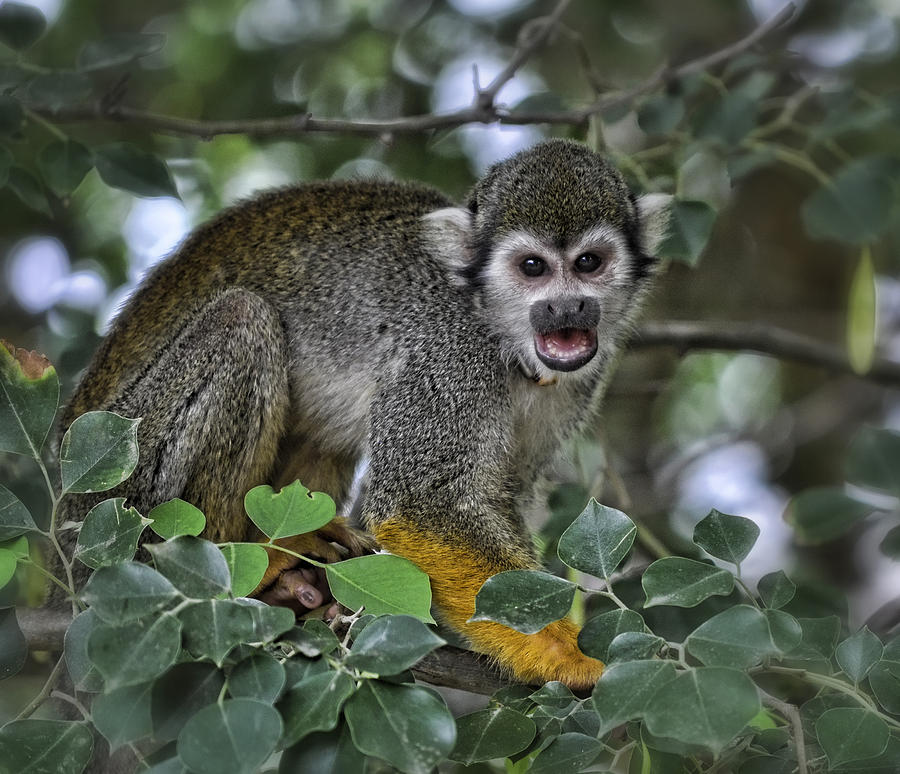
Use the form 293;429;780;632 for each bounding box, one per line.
257;569;329;612
253;527;364;597
317;516;378;557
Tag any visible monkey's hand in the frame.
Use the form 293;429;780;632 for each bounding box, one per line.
252;518;375;614
376;520;603;690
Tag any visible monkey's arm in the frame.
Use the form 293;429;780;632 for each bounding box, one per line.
363;356;603;690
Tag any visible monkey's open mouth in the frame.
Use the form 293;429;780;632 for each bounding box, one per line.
534;328;598;372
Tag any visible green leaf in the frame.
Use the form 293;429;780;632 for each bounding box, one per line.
147;536;231;598
87;614;182;690
178;599;256;666
176;699;282;774
795;616;842;659
557;499;636;579
148;498;206;539
151;662;225;743
80;562;178;624
470;569;575;634
0;2;46;50
59;411;140;494
0;547;16;590
92;681;154;751
244;480;336;540
643;667;761;754
836;627;883;684
344;680;456;774
695;93;757;145
0;720;92;774
279;670;357;746
0;341;59;458
802;158;897;245
6;166;50;215
591;660;677;736
326;553;434;622
283;655;328;689
529;732;604;774
816;708;890;768
656;199;717;266
0;485;38;541
785;487;873;544
64;609;104;692
345;614;444;675
94;143;179;198
279;726;368;774
0;95;24;136
449;707;535;764
77;33;166;71
282;619;340;657
638;94;685;135
846;427;900;497
847;246;877;374
757;570;796;609
0;606;27;679
37;139;93;195
606;631;664;663
228;653;285;703
234;597;295;643
74;497;145;569
692;509;759;567
642;557;734;608
577;608;645;661
219;542;268;597
25;72;92;112
869;636;900;714
685;605;801;668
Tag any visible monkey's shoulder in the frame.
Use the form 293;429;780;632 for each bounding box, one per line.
204;179;454;239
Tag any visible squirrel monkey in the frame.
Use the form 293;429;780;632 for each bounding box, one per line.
57;139;670;689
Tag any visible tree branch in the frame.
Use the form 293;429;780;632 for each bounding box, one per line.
33;4;795;140
632;320;900;387
17;607;511;696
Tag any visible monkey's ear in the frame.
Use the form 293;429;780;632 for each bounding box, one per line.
636;193;673;255
421;207;475;273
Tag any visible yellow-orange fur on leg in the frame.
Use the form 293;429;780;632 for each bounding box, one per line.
375;519;604;689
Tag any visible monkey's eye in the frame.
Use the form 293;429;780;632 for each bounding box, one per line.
574;253;605;273
520;256;548;277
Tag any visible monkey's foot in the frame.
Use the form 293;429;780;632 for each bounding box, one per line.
252;517;376;611
374;518;603;689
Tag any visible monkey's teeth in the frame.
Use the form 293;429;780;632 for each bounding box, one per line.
538;328;595;359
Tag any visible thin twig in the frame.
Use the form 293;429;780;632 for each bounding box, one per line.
32;4;795;140
15;653;67;720
760;691;808;774
632;320;900;388
478;0;573;107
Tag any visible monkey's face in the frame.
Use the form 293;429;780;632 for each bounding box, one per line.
423;140;670;383
478;223;643;380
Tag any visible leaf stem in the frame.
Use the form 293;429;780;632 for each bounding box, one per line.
15;653;67;720
24;107;68;141
49;689;91;720
734;576;761;609
761;665;900;730
36;457;80;617
21;558;73;595
759;690;808;774
264;541;324;568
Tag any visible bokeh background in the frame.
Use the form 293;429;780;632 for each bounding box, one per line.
1;0;899;648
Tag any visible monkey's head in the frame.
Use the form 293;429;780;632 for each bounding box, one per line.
425;139;671;383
